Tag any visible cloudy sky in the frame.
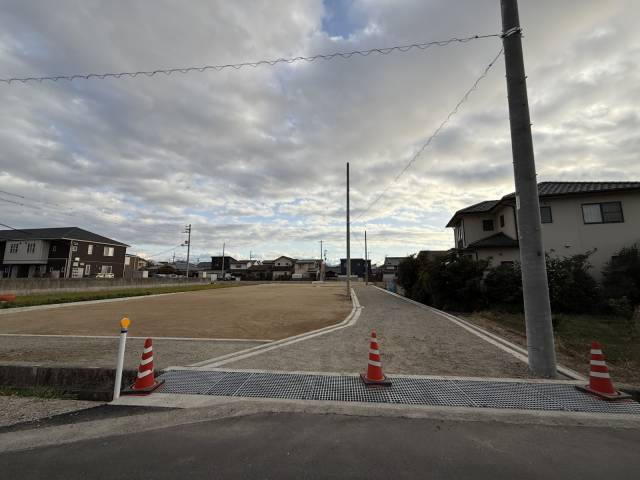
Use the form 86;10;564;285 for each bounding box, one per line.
0;0;638;264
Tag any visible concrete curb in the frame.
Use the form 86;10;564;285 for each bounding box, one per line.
5;395;639;453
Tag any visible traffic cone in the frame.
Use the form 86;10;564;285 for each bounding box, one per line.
360;330;391;386
576;341;630;400
122;338;164;395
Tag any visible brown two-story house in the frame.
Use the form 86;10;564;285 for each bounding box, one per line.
0;227;128;278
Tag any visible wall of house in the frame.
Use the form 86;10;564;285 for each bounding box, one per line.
0;277;207;295
474;247;521;266
67;240;127;278
496;205;518;239
461;215;500;247
539;192;640;278
2;239;50;265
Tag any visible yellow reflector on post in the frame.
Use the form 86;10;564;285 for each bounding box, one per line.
120;317;131;329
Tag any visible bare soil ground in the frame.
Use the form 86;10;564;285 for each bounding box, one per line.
0;284;351;340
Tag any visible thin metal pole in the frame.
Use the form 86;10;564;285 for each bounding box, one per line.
113;318;129;401
346;162;351;298
364;230;368;286
501;0;556;378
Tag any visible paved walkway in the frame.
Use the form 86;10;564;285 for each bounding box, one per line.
214;285;531;377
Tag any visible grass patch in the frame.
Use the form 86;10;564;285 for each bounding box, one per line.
470;310;640;385
0;386;79;400
0;283;239;309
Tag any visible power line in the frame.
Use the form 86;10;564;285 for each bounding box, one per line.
353;47;504;224
144;244;184;259
0;33;500;85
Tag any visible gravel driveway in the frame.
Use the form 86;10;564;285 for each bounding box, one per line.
224;285;531;377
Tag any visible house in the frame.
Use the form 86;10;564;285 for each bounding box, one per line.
446;181;640;278
124;254;149;279
340;258;371;278
211;256;236;274
0;227;128;278
381;256;406;281
272;256;295;279
294;259;321;279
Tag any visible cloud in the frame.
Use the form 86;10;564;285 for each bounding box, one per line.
0;0;639;264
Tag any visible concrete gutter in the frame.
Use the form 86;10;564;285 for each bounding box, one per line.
0;364;143;401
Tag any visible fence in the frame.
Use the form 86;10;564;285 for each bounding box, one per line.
0;277;209;295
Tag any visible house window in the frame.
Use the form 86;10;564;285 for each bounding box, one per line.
101;265;113;274
124;256;130;266
51;245;56;253
499;215;505;228
72;245;78;252
9;243;19;254
540;206;553;224
26;242;36;254
103;246;115;256
88;244;93;255
582;202;624;224
482;219;494;231
85;264;91;275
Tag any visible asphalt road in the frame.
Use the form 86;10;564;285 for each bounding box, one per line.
4;412;639;479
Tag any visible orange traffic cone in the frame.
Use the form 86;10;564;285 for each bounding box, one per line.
122;338;164;395
576;341;630;400
360;330;391;386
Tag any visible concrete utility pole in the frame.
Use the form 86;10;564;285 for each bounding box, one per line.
221;242;225;279
501;0;557;378
319;240;323;281
346;162;351;299
364;230;368;286
183;224;192;277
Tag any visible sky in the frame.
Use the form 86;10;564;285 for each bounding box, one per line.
0;0;639;265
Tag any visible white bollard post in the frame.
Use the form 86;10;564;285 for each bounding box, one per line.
113;317;130;401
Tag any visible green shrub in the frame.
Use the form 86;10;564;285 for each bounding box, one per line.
483;263;523;311
545;252;601;313
602;244;640;305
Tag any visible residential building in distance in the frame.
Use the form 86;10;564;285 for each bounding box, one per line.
272;256;295;279
446;182;640;278
294;259;321;279
0;227;128;278
211;256;236;275
381;256;406;282
340;258;371;278
123;254;149;278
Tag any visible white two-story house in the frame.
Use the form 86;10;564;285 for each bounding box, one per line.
446;182;640;279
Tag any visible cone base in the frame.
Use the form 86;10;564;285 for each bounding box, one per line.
360;373;392;387
575;384;631;401
121;379;165;396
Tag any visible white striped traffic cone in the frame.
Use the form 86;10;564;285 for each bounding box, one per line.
576;341;630;400
360;330;391;386
122;338;164;395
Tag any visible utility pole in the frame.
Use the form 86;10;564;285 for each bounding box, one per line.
221;242;226;279
319;240;323;281
501;0;556;378
364;230;368;286
183;224;192;277
346;162;351;299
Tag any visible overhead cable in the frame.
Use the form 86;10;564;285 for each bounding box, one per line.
0;33;500;85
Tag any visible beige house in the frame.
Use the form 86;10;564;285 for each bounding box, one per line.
294;259;321;279
446;182;640;278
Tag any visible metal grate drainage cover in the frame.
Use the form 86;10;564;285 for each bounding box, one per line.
156;369;640;415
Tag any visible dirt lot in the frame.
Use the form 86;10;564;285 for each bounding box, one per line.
0;284;351;340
